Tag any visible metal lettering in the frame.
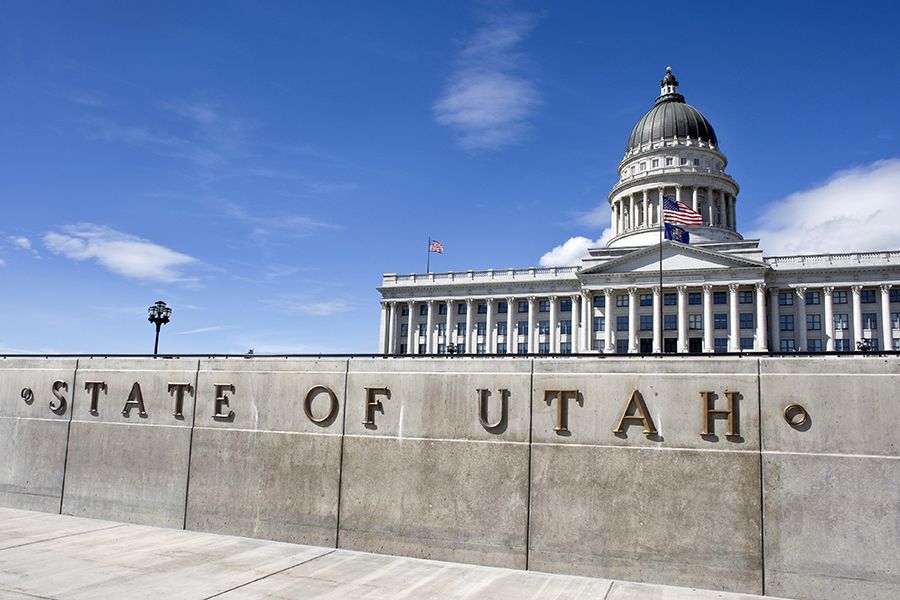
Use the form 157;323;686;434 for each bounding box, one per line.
363;387;389;425
613;389;657;435
50;380;68;414
213;383;235;420
20;387;34;405
783;403;809;428
168;383;193;418
122;382;147;417
544;389;579;433
84;381;106;414
477;388;508;431
304;385;338;425
701;390;740;437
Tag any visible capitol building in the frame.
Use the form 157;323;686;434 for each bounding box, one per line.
378;68;900;355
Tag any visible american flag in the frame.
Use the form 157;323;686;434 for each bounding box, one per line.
662;196;703;226
428;239;444;254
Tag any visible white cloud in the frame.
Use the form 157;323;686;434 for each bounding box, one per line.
264;295;351;316
748;159;900;255
174;326;228;336
539;228;613;267
8;236;39;256
43;224;197;283
0;258;5;267
434;12;541;151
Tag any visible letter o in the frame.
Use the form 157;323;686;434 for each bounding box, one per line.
783;403;809;428
304;385;338;425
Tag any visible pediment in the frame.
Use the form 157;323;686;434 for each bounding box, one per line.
579;242;768;276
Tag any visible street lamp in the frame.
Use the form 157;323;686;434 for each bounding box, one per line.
147;300;172;356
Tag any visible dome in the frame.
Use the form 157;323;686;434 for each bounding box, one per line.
625;68;718;153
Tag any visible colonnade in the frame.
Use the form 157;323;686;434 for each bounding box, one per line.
610;184;736;236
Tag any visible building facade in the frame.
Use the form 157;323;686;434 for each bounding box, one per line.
378;69;900;355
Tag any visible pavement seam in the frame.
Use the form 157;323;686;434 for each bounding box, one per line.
201;549;337;599
600;580;615;600
0;584;57;599
0;523;126;553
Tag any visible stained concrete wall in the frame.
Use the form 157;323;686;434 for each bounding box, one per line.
0;355;896;599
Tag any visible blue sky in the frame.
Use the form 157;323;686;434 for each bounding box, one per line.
1;1;898;354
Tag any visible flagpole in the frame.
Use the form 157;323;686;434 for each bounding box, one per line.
659;218;664;354
426;237;431;273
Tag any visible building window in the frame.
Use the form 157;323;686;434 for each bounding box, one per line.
418;344;426;355
560;299;572;312
477;303;487;314
456;343;466;354
693;158;700;166
779;315;794;331
560;320;572;334
739;313;753;329
664;293;676;305
680;157;688;166
890;289;900;303
835;339;851;352
438;323;447;336
517;342;528;354
538;342;550;354
456;323;466;335
417;323;426;335
518;301;528;313
807;314;821;331
808;339;823;352
892;312;900;329
401;305;409;316
780;339;796;352
651;159;659;168
497;343;506;354
497;322;507;336
739;291;753;304
640;315;653;331
539;300;550;312
640;294;652;306
400;324;408;337
740;337;754;350
458;303;467;315
616;339;629;354
863;313;877;329
593;296;605;308
664;314;677;330
438;343;446;354
594;316;605;331
805;291;820;305
616;294;629;307
415;304;425;316
560;342;572;354
714;313;727;329
477;322;486;336
689;314;703;330
438;303;447;315
714;338;728;353
713;291;726;305
894;338;900;351
666;157;673;166
497;302;508;314
517;321;528;335
834;313;849;330
688;292;701;305
640;162;646;171
399;344;407;354
833;291;848;304
779;292;793;306
617;316;629;331
476;343;486;354
538;320;550;335
861;289;876;303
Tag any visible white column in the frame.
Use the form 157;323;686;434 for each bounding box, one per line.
406;301;415;355
610;202;617;236
718;191;727;228
445;300;455;353
378;301;389;353
823;286;835;352
628;195;635;231
769;288;780;351
652;286;662;353
677;285;687;353
628;287;638;354
657;187;664;226
425;300;435;353
527;297;537;354
387;301;398;354
880;284;892;351
549;295;559;353
675;184;682;207
755;283;768;352
851;285;863;349
465;298;474;354
729;283;740;352
579;292;589;352
642;190;649;228
604;288;614;353
706;188;714;225
692;187;699;213
702;284;713;352
506;297;515;355
729;195;737;229
795;287;807;352
617;200;624;234
572;294;582;354
485;298;495;353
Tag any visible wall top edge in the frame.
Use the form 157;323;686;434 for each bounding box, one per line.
2;352;899;360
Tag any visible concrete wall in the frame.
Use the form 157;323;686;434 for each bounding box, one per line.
0;355;896;599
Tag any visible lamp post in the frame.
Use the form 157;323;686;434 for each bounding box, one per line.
147;300;172;356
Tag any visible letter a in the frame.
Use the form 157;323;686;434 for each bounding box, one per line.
613;390;657;435
122;382;148;417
